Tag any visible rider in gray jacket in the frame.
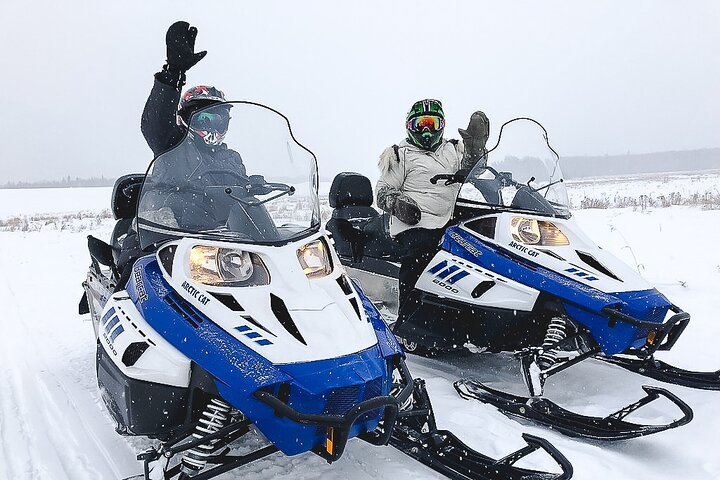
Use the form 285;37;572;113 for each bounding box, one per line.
376;99;489;322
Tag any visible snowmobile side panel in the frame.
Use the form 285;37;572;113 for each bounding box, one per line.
443;227;671;355
97;294;192;388
416;249;541;312
96;342;188;437
394;291;548;351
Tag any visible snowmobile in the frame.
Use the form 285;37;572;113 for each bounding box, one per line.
325;117;714;441
80;103;573;480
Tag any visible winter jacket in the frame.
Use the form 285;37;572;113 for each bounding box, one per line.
141;76;187;157
376;139;467;237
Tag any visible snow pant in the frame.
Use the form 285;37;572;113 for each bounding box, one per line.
394;227;444;323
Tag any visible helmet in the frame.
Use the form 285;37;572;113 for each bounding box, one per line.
406;99;445;151
178;85;229;146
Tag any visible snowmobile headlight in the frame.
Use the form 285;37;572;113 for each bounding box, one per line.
510;217;569;246
189;245;270;286
297;239;333;279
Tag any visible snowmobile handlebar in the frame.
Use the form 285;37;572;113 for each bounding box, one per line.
430;172;467;186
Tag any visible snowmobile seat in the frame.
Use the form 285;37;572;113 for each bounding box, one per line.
327;172;403;262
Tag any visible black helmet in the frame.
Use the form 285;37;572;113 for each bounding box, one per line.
406;99;445;151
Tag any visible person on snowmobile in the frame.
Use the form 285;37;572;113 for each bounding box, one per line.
375;99;489;321
115;22;250;287
141;21;245;177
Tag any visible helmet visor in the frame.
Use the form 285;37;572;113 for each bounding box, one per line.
195;111;230;134
407;115;445;133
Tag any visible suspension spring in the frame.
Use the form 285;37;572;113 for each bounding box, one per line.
181;398;232;475
537;317;568;370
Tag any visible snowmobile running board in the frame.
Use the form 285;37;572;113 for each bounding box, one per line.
598;356;720;390
391;379;573;480
454;379;693;441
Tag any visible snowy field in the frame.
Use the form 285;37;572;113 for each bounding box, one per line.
1;173;719;480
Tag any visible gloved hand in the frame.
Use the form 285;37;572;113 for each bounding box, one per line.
393;195;422;225
458;111;490;164
165;21;207;73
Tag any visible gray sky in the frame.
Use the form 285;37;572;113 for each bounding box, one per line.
2;0;719;183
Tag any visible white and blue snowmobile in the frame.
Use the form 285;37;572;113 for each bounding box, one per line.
80;104;573;480
325;117;715;441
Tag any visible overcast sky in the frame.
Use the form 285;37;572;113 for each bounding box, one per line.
2;0;718;183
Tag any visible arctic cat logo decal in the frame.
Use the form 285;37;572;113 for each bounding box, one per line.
133;265;148;303
427;260;470;285
450;231;482;257
181;281;211;306
508;241;540;258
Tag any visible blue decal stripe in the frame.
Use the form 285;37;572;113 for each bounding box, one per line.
235;325;251;332
101;308;116;326
104;316;119;334
436;265;460;279
565;268;578;273
255;339;273;346
109;325;124;342
576;271;588;277
586;276;599;281
244;332;262;339
447;270;470;284
428;261;448;274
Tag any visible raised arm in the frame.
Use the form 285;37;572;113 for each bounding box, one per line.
141;21;207;156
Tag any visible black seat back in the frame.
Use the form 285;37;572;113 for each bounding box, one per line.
112;174;145;220
329;172;378;220
110;174;145;271
327;172;403;262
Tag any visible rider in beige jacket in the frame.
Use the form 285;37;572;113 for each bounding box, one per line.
375;99;489;321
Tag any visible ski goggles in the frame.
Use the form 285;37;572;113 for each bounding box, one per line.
407;115;445;133
193;111;230;133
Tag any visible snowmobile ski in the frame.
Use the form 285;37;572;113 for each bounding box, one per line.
454;379;693;441
598;356;720;390
391;379;574;479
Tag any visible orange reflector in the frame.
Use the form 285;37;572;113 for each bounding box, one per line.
326;427;334;455
647;330;657;345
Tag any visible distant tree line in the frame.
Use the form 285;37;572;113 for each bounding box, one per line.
562;148;720;179
0;176;115;189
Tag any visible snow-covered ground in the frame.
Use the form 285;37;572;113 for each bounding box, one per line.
1;174;719;480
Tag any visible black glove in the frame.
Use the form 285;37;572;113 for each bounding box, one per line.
156;21;207;88
393;195;421;225
458;111;490;164
166;21;207;72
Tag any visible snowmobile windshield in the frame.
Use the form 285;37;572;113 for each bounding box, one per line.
457;118;570;218
137;102;320;249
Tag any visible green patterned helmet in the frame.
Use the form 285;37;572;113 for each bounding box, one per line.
406;99;445;150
